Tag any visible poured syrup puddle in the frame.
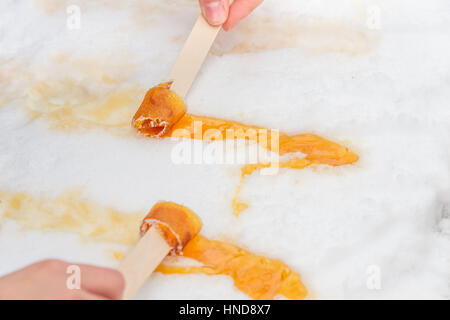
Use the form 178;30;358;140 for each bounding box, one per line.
156;235;307;300
0;190;307;300
26;80;143;133
0;189;142;244
211;16;380;57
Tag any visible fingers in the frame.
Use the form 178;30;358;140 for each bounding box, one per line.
69;290;108;300
77;264;125;300
199;0;230;26
199;0;263;30
223;0;263;31
0;259;124;300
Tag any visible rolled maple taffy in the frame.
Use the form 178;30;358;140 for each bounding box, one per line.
132;82;186;137
139;201;202;254
118;201;202;299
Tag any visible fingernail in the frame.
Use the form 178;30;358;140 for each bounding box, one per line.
203;1;227;25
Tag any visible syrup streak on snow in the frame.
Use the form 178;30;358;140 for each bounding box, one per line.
0;189;142;244
211;16;380;57
0;190;307;300
25;80;144;133
233;134;359;215
156;235;307;300
133;83;359;215
26;81;359;216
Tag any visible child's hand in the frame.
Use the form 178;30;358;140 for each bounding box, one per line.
199;0;264;31
0;259;124;300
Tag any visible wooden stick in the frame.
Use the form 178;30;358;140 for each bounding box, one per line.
119;14;221;300
118;227;171;300
167;14;221;98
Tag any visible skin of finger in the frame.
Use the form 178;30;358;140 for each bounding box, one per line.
77;263;125;300
0;260;67;299
0;260;123;300
199;0;230;26
223;0;263;30
31;260;124;299
0;260;87;299
71;290;108;300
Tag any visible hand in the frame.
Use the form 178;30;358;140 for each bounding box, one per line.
0;259;124;300
199;0;263;31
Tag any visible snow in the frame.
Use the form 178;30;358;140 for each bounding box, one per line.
0;0;449;299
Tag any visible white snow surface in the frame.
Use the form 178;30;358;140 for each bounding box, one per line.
0;0;449;299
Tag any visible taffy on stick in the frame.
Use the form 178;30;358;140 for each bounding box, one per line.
132;82;186;137
118;201;202;299
140;201;202;254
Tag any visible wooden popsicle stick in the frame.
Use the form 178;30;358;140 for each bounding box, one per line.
118;227;171;300
167;14;222;98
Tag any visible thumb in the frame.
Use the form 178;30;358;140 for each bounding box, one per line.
199;0;229;26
